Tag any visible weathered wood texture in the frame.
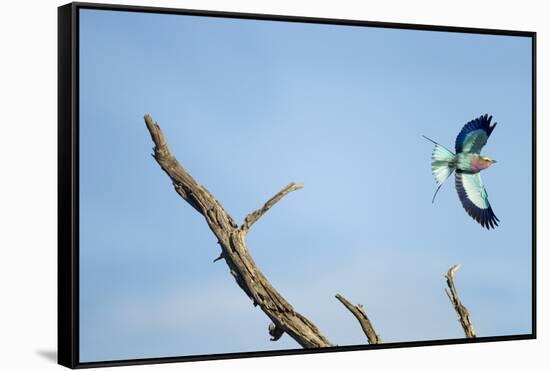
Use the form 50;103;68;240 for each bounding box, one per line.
445;264;476;338
335;294;382;344
144;114;332;348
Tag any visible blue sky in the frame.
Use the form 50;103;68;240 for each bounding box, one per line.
79;8;533;362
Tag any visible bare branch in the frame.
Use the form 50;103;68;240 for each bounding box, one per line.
144;114;332;348
445;264;476;338
335;294;381;344
241;183;304;232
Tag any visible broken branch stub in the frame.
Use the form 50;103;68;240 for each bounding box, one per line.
336;294;381;344
445;264;476;338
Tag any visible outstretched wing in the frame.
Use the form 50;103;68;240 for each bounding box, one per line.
455;114;497;154
455;171;499;229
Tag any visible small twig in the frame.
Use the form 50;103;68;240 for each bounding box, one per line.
241;183;304;232
445;264;476;338
268;322;285;341
335;294;381;344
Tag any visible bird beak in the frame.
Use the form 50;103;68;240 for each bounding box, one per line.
492;159;497;164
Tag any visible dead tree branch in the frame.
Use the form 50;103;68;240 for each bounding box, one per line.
445;264;476;338
336;294;381;344
144;114;332;348
242;182;304;232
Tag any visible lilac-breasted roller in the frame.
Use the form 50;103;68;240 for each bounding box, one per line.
423;114;499;229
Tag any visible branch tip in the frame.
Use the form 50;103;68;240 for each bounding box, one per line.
241;182;304;231
335;293;381;344
447;264;461;278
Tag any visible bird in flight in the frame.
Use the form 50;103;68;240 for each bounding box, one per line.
423;114;499;229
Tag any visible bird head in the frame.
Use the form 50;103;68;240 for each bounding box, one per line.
481;156;497;167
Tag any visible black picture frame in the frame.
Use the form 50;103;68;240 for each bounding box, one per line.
58;2;537;369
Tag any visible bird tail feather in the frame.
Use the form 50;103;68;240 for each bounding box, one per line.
423;135;456;203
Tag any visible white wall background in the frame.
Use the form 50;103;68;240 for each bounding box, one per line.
0;0;546;370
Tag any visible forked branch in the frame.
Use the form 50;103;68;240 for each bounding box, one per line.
336;294;382;344
144;114;332;348
445;264;476;338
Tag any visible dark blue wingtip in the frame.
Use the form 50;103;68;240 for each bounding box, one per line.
479;113;497;135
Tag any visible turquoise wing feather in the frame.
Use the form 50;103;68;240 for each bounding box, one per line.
455;114;497;154
455;172;499;229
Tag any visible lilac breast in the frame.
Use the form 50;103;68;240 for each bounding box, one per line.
470;156;488;173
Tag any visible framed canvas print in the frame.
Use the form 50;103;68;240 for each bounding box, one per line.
58;2;537;368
